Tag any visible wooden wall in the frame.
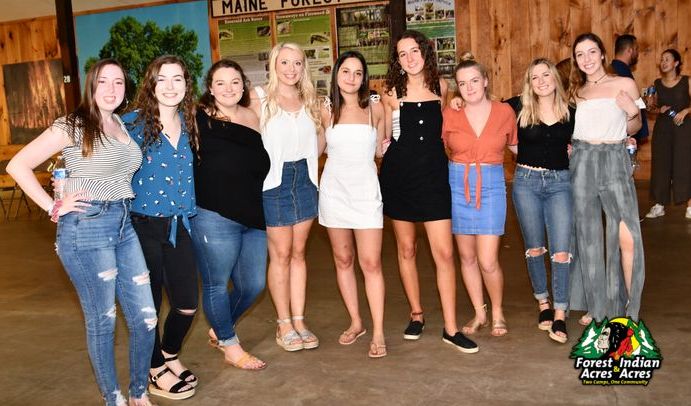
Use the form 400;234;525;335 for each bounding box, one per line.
0;17;60;147
2;1;691;180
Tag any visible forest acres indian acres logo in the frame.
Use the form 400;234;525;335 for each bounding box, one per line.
570;318;662;386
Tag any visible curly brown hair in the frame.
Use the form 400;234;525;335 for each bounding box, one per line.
385;30;441;98
128;55;199;151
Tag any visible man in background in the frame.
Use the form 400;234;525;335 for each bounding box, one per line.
612;34;649;143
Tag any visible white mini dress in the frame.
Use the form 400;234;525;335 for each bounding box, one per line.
318;106;383;229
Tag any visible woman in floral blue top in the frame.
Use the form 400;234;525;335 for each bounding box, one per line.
122;55;199;401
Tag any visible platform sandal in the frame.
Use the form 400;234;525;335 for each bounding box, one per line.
292;315;319;349
276;318;304;351
549;319;568;344
148;367;195;400
163;353;197;388
537;300;554;331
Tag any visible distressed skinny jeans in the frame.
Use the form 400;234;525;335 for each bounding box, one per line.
56;200;156;405
569;141;645;321
512;166;572;310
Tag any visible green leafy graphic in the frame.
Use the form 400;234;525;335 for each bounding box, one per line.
570;318;661;360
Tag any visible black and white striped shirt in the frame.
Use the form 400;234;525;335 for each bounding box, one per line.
56;114;142;201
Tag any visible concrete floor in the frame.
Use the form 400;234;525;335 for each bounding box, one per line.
1;182;690;405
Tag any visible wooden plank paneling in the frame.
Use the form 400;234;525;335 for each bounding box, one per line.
592;0;614;57
509;0;530;96
489;0;511;99
456;0;471;56
679;0;691;66
612;0;635;36
569;0;592;54
548;0;570;61
633;0;657;91
529;0;550;60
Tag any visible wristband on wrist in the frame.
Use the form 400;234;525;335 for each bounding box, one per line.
46;201;55;216
627;112;640;121
50;199;63;223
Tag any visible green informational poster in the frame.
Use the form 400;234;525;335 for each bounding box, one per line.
406;0;456;76
218;15;273;86
336;4;391;79
276;9;333;96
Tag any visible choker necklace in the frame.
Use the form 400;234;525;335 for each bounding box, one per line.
587;72;608;84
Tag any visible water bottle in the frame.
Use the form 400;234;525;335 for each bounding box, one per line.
626;143;639;171
52;155;68;200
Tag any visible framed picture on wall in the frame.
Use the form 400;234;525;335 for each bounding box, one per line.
2;60;65;145
336;3;391;79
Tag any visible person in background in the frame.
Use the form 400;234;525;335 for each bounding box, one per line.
380;30;476;353
193;59;270;370
644;49;691;219
443;53;517;340
319;51;387;358
612;34;649;144
123;55;198;400
506;58;575;344
7;59;156;406
555;58;572;93
250;43;322;352
568;32;645;325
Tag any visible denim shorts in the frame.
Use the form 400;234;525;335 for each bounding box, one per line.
449;162;506;235
263;159;318;227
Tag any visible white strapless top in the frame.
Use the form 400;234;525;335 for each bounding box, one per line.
573;98;645;142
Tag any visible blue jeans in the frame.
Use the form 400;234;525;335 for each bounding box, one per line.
56;200;156;406
512;167;573;310
191;207;267;346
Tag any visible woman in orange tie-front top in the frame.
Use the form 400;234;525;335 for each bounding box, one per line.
443;53;517;338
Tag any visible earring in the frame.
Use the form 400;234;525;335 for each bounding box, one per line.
400;68;406;75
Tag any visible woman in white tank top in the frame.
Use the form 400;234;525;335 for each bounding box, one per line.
568;33;646;325
249;43;323;352
318;51;387;358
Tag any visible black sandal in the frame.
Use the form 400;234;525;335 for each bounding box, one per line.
538;305;554;331
164;354;198;387
548;319;568;344
149;367;195;400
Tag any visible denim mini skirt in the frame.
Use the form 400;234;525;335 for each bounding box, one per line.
449;162;506;235
263;159;318;227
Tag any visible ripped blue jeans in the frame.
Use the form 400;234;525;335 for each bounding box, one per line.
56;200;156;405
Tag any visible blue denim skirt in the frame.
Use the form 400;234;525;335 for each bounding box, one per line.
263;159;318;227
449;162;506;235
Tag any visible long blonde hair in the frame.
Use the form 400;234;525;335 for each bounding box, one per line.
517;58;571;128
263;43;320;129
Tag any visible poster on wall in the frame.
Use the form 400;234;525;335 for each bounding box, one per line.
276;9;333;96
2;60;65;144
218;15;273;86
405;0;456;77
336;4;390;79
75;0;212;98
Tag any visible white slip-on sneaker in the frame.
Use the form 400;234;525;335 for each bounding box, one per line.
645;204;665;218
686;207;691;219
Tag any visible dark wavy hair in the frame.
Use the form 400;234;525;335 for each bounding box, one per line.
385;30;440;98
128;55;199;151
198;59;251;118
569;32;614;101
662;48;683;75
329;51;370;126
59;59;126;157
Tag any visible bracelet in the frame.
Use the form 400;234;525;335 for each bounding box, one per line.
50;199;63;223
46;201;55;216
627;112;640;121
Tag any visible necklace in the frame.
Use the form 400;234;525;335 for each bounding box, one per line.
587;72;608;84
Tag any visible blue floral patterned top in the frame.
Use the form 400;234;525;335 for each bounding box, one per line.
122;110;196;246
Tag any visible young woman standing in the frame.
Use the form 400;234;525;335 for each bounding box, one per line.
380;30;476;352
319;51;387;358
123;55;198;399
250;43;322;352
8;59;156;406
568;33;645;324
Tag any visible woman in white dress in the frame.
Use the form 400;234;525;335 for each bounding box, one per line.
319;51;387;358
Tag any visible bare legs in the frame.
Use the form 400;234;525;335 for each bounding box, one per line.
392;219;458;335
457;234;506;336
327;227;385;353
267;219;317;349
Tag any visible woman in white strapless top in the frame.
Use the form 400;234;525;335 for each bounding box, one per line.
568;33;645;325
319;51;388;358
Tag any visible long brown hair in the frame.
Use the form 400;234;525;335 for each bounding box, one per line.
568;32;613;101
59;59;126;157
129;55;199;151
329;51;370;126
385;30;441;98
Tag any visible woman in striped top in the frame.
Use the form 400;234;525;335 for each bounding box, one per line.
7;59;156;406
